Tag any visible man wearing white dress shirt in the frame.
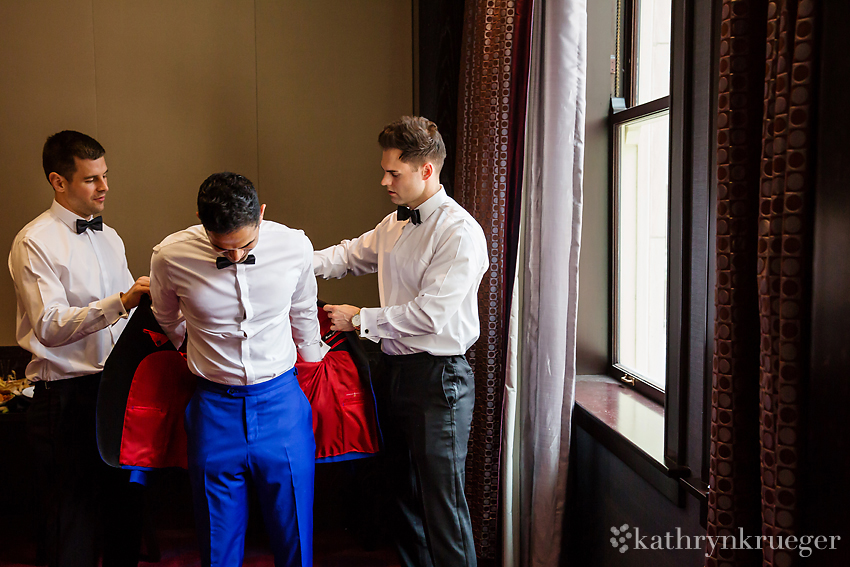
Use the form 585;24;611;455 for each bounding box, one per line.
8;131;149;567
315;116;488;567
149;172;323;567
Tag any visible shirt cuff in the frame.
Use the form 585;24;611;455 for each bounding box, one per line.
298;342;324;363
357;308;381;343
312;251;332;278
102;292;129;325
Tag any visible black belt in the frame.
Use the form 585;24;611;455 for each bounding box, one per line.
34;372;103;392
381;352;466;364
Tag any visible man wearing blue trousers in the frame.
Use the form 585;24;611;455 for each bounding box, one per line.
150;172;323;566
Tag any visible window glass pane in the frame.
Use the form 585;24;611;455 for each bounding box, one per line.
615;111;669;390
635;0;671;105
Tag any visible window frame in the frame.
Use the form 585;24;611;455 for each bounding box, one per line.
603;0;717;498
610;95;671;405
664;0;717;490
610;0;674;404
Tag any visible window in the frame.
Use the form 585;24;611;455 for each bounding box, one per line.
572;0;715;511
573;0;715;510
607;0;716;489
633;0;671;105
611;0;672;400
614;111;670;391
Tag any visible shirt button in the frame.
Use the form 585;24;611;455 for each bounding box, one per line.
363;329;369;335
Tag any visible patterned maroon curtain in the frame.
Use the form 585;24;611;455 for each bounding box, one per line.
708;1;818;566
454;0;533;563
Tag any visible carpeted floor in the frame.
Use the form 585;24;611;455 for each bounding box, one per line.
1;452;400;566
0;527;399;567
0;460;400;567
143;527;400;567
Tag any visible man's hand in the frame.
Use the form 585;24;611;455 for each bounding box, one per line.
323;304;361;332
121;276;151;311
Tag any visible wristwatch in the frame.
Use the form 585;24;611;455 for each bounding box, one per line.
351;312;361;333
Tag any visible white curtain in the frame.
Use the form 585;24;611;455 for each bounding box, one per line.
501;0;586;565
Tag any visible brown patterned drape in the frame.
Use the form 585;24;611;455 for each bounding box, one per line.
454;0;533;563
708;1;817;566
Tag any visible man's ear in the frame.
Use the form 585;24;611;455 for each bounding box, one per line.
49;172;66;193
259;204;266;222
421;162;434;181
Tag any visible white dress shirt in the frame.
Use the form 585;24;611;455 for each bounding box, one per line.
8;200;133;381
314;188;488;356
150;221;323;386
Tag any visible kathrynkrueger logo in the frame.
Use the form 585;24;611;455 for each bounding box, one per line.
609;524;841;558
610;524;632;553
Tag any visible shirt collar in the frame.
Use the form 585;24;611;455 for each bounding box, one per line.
413;186;448;224
50;200;94;233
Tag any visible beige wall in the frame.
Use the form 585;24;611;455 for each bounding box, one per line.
0;0;413;345
576;0;617;374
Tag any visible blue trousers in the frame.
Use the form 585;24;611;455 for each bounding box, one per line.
185;368;315;567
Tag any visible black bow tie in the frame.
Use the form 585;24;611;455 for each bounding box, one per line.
397;206;421;225
216;254;256;269
75;216;103;234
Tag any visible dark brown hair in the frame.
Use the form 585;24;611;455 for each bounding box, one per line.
378;116;446;169
42;130;105;181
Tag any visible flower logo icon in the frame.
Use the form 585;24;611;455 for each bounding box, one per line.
610;524;632;553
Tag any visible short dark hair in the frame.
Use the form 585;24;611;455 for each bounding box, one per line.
42;130;106;181
197;172;261;234
378;116;446;169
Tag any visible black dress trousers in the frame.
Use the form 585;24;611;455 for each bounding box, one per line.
27;374;143;567
376;352;478;567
